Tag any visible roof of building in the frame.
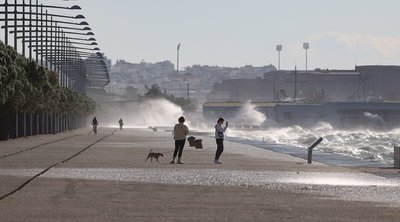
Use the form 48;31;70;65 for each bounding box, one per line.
203;102;278;107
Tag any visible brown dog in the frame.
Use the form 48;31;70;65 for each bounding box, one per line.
145;149;164;163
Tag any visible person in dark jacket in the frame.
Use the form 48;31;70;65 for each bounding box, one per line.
118;118;124;130
91;116;99;135
214;117;228;164
171;116;189;164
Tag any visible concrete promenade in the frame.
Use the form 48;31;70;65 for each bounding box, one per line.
0;127;400;221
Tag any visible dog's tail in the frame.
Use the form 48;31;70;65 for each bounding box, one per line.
149;149;153;154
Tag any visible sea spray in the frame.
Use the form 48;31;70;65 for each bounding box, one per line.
232;101;267;127
363;112;391;129
227;122;400;163
128;99;184;127
95;99;184;127
193;103;398;163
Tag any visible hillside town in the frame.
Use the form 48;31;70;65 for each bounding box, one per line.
107;59;276;106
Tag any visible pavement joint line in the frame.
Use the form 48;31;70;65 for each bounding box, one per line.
0;129;117;201
0;134;81;159
162;147;214;155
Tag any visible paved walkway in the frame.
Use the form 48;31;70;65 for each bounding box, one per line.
0;127;400;221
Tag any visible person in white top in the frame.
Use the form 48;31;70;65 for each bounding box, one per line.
214;117;228;164
171;116;189;164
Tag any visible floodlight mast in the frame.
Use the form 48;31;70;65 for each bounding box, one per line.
276;44;282;70
303;42;309;71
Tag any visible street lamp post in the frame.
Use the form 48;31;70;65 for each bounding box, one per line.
11;27;94;87
0;0;108;138
4;0;8;44
22;0;25;56
13;0;17;50
0;0;83;59
6;14;91;87
34;42;102;130
36;46;103;91
2;0;88;132
28;0;32;59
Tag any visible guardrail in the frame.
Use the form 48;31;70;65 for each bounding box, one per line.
307;137;323;164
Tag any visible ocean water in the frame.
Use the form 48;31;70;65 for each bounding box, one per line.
191;102;399;164
208;102;400;164
227;122;400;164
118;99;399;164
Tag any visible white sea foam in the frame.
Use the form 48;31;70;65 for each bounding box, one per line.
227;122;400;163
190;104;400;164
232;101;267;127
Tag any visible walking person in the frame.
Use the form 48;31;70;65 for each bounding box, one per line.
214;117;228;164
91;116;99;135
118;118;124;130
171;116;189;164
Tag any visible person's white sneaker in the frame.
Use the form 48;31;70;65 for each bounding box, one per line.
214;159;222;164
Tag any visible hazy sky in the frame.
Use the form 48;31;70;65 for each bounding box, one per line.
39;1;400;69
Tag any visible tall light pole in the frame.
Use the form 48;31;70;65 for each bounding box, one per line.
177;43;180;73
276;44;282;71
303;42;309;71
294;65;297;103
4;0;8;45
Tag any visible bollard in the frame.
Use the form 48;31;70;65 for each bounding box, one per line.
307;137;323;164
394;147;400;169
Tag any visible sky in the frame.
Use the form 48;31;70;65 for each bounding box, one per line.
21;0;400;69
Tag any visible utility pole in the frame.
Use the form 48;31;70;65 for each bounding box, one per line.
187;83;190;104
177;43;180;73
294;65;297;103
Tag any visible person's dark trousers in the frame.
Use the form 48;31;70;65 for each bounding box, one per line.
174;140;186;158
215;139;224;160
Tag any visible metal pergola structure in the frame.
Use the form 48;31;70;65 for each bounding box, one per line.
0;0;110;92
